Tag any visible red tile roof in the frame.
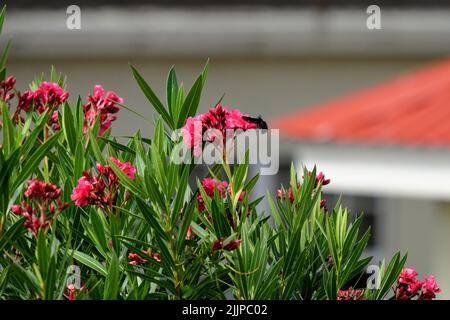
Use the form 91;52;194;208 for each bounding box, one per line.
271;59;450;148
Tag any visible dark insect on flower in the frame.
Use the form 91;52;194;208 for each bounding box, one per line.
241;115;268;130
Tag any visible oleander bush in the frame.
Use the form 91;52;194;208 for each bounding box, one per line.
0;7;441;300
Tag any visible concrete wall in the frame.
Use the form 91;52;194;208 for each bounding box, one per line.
296;143;450;299
8;57;428;139
380;198;450;299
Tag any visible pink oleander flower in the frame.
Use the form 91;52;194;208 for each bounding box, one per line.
277;185;295;204
212;237;241;252
186;224;193;240
16;90;34;113
24;179;62;200
181;104;258;156
110;157;136;180
225;109;257;130
84;85;123;136
337;287;364;300
151;252;161;262
50;110;60;130
12;180;67;236
197;194;206;212
71;158;136;209
228;185;245;201
96;157;136;184
71;172;107;207
224;239;241;251
96;162;118;184
128;253;148;266
66;283;85;301
419;275;441;300
33;82;69;113
202;177;228;197
11;202;45;235
306;171;331;188
197;178;229;212
395;268;422;300
0;76;16;102
67;284;76;301
315;171;331;187
212;239;223;251
128;250;161;265
181;115;203;157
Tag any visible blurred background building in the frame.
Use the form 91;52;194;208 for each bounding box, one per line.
2;0;450;298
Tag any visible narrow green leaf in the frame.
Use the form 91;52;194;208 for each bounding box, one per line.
104;253;120;299
130;64;173;128
0;217;25;252
88;130;105;163
71;250;107;277
62;103;77;154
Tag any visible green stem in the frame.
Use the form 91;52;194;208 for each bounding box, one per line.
43;125;49;181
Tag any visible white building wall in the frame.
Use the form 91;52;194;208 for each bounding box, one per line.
296;143;450;299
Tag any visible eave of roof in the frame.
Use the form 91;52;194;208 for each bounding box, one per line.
272;58;450;149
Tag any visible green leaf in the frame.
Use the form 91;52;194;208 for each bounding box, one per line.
0;6;6;35
89;209;109;256
88;130;105;163
20;111;49;157
167;66;179;119
108;158;140;195
130;64;173;129
73;141;85;180
2;102;16;156
12;131;62;192
103;252;120;299
176;202;194;255
135;198;167;242
36;231;49;277
177;74;203;128
0;217;25;253
62;102;77;154
71;250;107;277
0;38;11;70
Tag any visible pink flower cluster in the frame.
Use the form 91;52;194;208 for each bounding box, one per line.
277;184;296;204
395;268;441;300
277;171;329;208
128;251;161;265
16;90;34;113
197;177;244;212
128;253;148;265
314;171;331;187
0;76;16;102
83;85;123;136
337;287;364;300
181;105;257;156
33;82;69;113
24;179;62;200
66;283;85;301
212;237;241;252
71;157;136;208
11;81;68;129
11;180;68;235
70;172;107;207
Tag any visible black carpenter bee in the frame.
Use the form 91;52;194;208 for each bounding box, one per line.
242;115;268;130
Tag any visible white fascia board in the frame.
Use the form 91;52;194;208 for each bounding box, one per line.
294;143;450;200
3;8;450;58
